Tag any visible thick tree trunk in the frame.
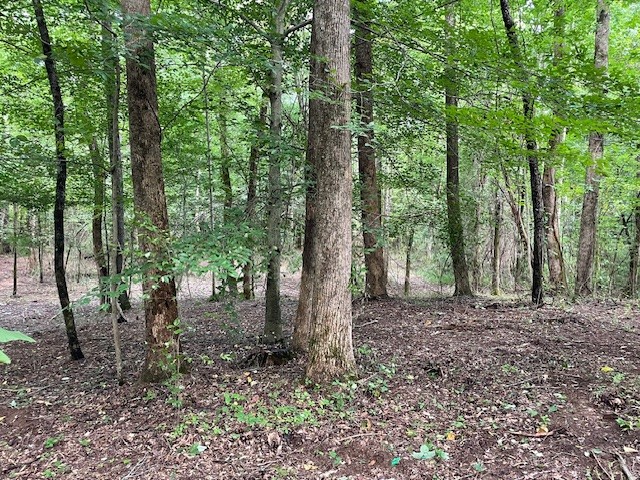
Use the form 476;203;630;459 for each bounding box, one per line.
90;138;109;306
491;186;502;295
500;0;545;305
122;0;179;382
104;24;131;311
576;0;609;296
305;0;356;383
264;12;286;341
33;0;84;360
444;7;472;297
354;0;387;300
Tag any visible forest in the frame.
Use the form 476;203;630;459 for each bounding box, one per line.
0;0;639;478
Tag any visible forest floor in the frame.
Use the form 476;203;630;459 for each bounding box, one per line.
0;254;639;480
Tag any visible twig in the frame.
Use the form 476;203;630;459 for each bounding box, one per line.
508;430;556;438
613;451;637;480
592;452;615;480
336;432;379;443
354;320;378;329
120;455;148;479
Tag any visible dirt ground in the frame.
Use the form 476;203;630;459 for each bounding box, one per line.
1;254;639;479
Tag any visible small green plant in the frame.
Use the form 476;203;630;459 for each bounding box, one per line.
501;363;519;375
411;443;449;461
78;438;90;447
44;436;62;449
472;461;486;472
187;442;207;456
616;416;640;431
328;450;343;466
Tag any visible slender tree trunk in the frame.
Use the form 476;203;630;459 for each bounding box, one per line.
202;66;217;298
122;0;179;382
492;186;502;295
576;0;609;296
104;23;131;311
404;228;414;296
33;0;84;360
264;9;286;341
305;0;355;383
243;103;266;301
12;204;18;297
626;152;640;296
444;7;472;297
543;3;567;292
218;107;237;295
471;159;486;291
500;0;545;305
37;213;44;283
110;156;124;385
90;138;109;306
354;0;387;300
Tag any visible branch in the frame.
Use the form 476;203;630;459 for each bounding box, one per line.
83;0;117;37
284;18;312;38
208;0;270;40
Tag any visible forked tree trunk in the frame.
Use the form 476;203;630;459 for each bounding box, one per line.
122;0;179;382
354;0;388;299
576;0;609;296
305;0;356;383
90;138;109;306
444;6;472;297
500;0;545;305
33;0;84;360
103;23;131;311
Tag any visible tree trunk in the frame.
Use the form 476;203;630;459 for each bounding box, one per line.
354;0;387;300
470;159;486;291
122;0;179;382
202;66;216;299
491;186;502;295
500;0;544;305
264;7;286;341
305;0;355;383
543;3;568;293
12;204;18;297
103;23;131;311
90;138;109;306
404;228;414;296
37;213;44;283
444;7;472;297
576;0;609;296
243;102;266;301
627;153;640;296
33;0;84;360
218;107;238;295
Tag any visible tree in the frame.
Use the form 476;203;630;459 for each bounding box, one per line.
575;0;610;296
499;0;545;305
444;6;472;297
354;0;388;300
122;0;179;382
32;0;84;360
305;0;356;383
89;137;109;306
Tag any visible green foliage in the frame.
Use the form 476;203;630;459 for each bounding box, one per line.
411;443;449;461
0;327;35;364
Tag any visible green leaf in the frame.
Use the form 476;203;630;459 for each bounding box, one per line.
0;328;35;344
0;349;11;364
391;457;401;466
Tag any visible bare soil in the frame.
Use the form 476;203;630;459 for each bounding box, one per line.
1;254;639;479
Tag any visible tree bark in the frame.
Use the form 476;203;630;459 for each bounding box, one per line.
122;0;179;382
491;186;502;295
218;107;238;295
33;0;84;360
103;23;131;311
12;204;18;297
354;0;388;300
543;3;567;292
444;7;472;297
305;0;356;383
628;153;640;296
264;4;287;341
404;228;414;297
500;0;545;305
576;0;609;296
90;138;109;306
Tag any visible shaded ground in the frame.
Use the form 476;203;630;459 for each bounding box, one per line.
1;254;639;479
